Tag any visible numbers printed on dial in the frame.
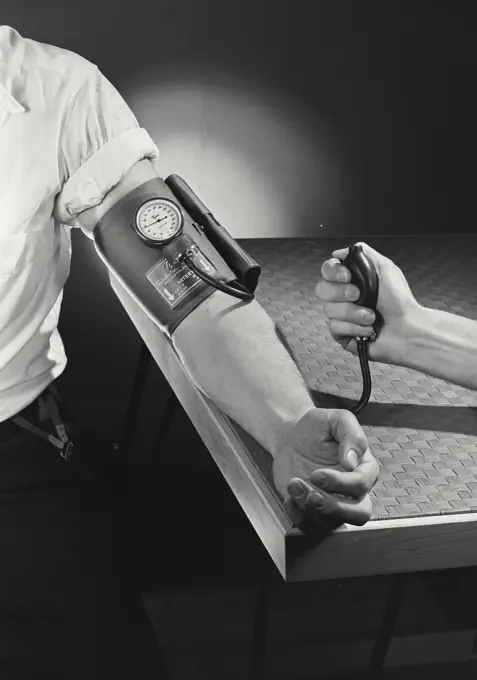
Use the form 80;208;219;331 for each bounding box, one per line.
136;199;183;243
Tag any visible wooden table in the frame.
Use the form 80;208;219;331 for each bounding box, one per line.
109;235;477;585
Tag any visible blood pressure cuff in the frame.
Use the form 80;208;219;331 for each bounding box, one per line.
93;178;239;337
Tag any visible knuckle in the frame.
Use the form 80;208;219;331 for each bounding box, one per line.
293;495;307;512
320;258;337;280
340;302;355;319
284;497;296;515
317;475;330;491
329;408;343;423
373;459;381;483
343;300;356;315
355;478;368;497
328;319;346;336
356;508;372;526
356;433;369;452
326;408;345;433
354;305;369;322
315;498;333;516
315;279;330;300
341;408;359;426
331;333;350;350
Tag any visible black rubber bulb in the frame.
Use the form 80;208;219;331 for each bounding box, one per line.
343;244;379;312
341;244;379;415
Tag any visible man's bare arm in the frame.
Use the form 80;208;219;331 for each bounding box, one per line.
77;159;316;457
173;290;316;457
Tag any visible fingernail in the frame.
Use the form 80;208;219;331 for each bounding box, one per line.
362;310;375;323
309;492;326;509
346;286;359;300
337;271;348;283
313;472;327;485
347;450;359;469
288;480;306;499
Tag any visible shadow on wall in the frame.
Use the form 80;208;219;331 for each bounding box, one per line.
3;0;460;237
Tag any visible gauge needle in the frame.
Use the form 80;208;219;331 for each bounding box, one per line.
147;216;167;227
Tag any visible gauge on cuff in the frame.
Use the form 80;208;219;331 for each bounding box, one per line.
134;198;184;246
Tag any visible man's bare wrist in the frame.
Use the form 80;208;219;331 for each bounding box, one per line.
399;303;434;371
267;404;316;459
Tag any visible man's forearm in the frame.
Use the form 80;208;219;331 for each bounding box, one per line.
402;305;477;390
172;291;315;458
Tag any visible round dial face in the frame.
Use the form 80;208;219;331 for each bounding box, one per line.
135;198;183;243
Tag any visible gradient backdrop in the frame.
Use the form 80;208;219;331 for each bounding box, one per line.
1;0;473;445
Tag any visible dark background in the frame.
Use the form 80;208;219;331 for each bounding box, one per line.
5;0;475;241
3;2;477;677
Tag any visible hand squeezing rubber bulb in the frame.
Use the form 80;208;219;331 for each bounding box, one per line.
342;244;379;415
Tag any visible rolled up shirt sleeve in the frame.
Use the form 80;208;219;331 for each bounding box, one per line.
54;65;159;231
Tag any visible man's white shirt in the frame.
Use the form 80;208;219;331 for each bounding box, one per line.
0;25;159;421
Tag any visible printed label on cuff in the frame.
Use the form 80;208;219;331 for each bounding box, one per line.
145;250;216;309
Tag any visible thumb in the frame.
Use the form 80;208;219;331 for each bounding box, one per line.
333;242;387;277
338;438;364;471
328;409;369;471
332;246;350;261
352;241;389;278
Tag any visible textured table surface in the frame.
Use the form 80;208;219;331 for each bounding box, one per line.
233;235;477;521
